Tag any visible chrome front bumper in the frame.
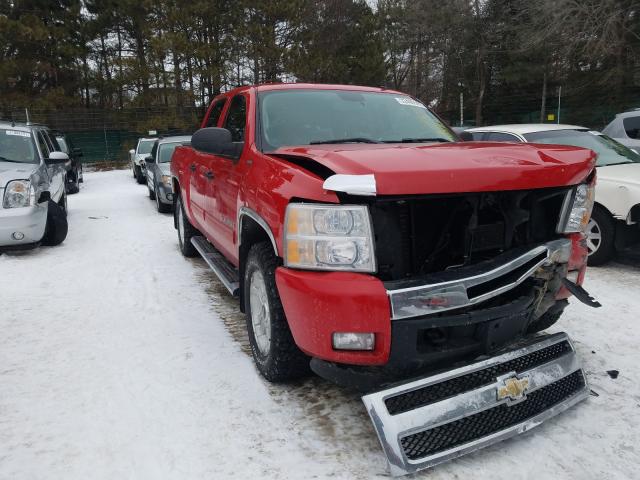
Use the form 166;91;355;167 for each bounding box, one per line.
387;239;571;320
362;332;589;477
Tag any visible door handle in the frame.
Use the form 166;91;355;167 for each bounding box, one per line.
204;171;214;180
190;164;196;172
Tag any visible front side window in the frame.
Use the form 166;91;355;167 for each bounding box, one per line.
158;141;190;163
623;116;640;139
224;95;247;142
524;129;640;167
205;99;226;128
258;89;456;151
0;129;38;164
137;139;155;155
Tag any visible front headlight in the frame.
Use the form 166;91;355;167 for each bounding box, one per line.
3;180;35;208
558;182;595;233
284;204;376;272
161;175;172;187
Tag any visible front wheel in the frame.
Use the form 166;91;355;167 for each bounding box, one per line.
244;242;310;382
155;185;171;213
587;206;615;266
42;200;68;246
175;194;198;257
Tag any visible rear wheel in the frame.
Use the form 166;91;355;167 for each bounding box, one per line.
244;242;310;382
175;194;198;257
587;206;615;266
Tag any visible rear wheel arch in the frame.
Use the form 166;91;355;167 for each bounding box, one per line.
238;208;279;313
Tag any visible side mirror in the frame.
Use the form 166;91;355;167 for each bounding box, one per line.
129;149;135;155
145;155;155;163
46;151;69;165
72;147;83;157
192;127;239;158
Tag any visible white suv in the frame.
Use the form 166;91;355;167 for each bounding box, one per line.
129;137;156;184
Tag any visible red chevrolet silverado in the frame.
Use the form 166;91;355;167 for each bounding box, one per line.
171;83;599;474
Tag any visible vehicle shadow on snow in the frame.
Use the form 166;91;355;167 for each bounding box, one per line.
192;265;385;466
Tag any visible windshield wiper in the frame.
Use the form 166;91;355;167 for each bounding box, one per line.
310;137;381;145
391;137;453;143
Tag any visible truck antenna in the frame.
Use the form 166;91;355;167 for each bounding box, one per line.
25;108;31;124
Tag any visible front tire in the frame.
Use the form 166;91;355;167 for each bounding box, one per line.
42;200;68;246
155;185;171;213
135;165;145;184
587;206;615;266
175;194;198;257
244;242;310;382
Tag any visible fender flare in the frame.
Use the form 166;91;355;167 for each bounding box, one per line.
238;206;278;256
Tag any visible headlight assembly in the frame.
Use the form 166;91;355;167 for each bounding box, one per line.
284;204;376;272
558;182;595;233
3;180;35;209
161;175;172;187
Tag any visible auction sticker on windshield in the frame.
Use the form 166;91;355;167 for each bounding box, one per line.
395;97;426;108
5;130;30;137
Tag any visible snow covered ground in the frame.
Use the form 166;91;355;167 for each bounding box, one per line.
1;169;639;479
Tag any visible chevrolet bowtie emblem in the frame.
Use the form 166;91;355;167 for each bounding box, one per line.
496;374;530;404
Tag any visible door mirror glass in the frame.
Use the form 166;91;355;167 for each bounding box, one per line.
145;155;155;163
46;151;69;165
192;127;239;158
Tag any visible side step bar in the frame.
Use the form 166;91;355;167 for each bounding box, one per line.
362;332;589;476
191;236;240;296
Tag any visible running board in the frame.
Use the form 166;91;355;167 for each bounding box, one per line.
362;332;589;476
191;236;240;296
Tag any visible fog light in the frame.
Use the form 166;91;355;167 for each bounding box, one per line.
12;232;24;241
166;193;173;201
332;332;375;351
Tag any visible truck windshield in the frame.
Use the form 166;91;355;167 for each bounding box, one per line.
137;140;155;155
524;129;640;167
258;89;456;151
158;142;190;163
0;129;38;164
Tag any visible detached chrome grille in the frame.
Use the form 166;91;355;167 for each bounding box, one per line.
361;332;589;477
385;340;572;415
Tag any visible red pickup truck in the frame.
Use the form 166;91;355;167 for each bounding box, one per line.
171;84;598;474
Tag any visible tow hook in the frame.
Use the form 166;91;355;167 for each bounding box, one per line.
561;278;602;308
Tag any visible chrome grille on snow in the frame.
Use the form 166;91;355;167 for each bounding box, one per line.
361;332;589;477
385;340;572;415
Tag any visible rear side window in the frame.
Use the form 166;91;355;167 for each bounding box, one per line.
484;132;521;142
205;99;226;128
224;95;247;142
623;116;640;139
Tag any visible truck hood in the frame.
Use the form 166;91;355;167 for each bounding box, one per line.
272;142;596;195
0;162;38;188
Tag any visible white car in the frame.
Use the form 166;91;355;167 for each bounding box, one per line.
602;109;640;151
462;124;640;265
129;137;156;184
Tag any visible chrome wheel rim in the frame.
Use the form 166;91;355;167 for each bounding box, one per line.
177;200;185;245
586;218;601;255
249;270;271;356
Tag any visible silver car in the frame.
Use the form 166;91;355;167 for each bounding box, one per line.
0;121;69;251
603;109;640;151
144;136;191;213
129;137;156;184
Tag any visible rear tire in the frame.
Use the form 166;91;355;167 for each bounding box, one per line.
244;242;310;382
175;194;198;257
42;200;68;246
587;206;615;266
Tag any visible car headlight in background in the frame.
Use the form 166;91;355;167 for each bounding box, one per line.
3;180;35;208
161;175;172;188
558;182;595;233
284;203;376;272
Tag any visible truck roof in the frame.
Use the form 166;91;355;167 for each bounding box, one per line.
224;83;405;96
